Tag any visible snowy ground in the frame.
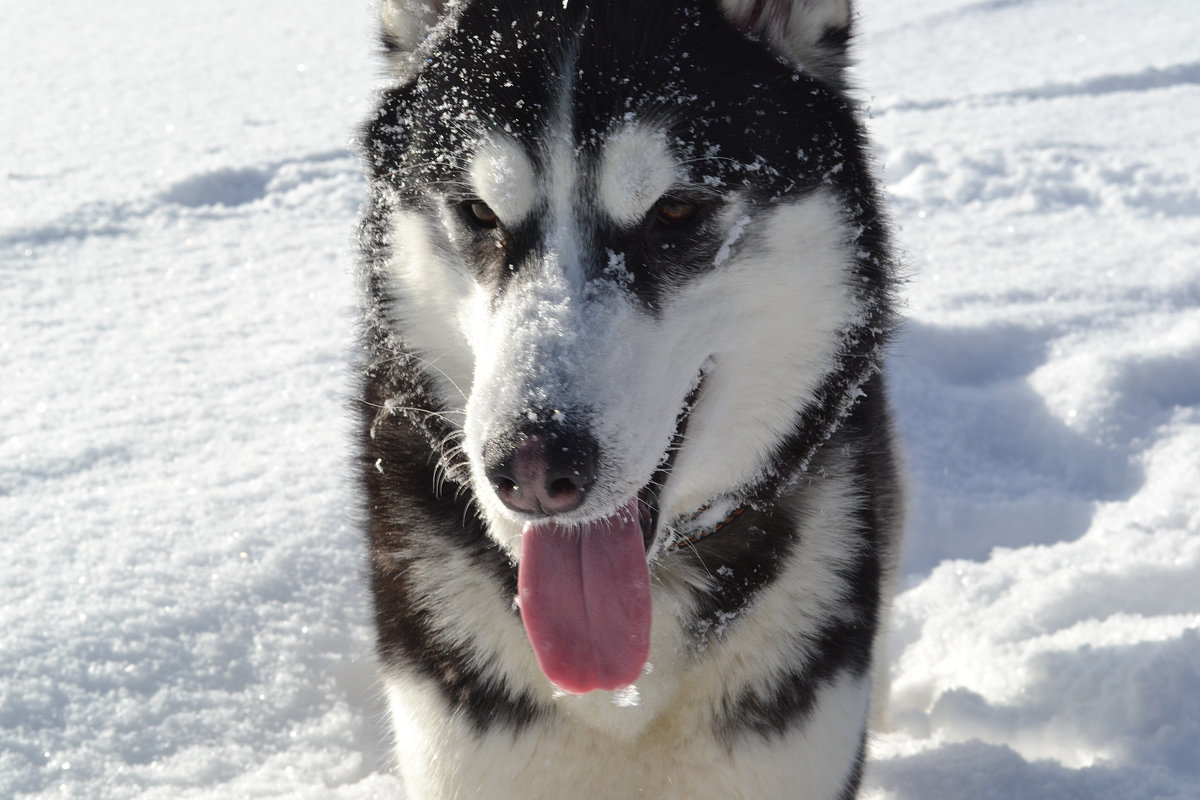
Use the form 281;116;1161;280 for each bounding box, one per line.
2;1;1198;798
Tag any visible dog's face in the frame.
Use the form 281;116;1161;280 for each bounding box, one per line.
366;1;869;559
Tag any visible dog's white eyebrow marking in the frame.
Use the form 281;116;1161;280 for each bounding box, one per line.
597;126;682;227
469;136;537;224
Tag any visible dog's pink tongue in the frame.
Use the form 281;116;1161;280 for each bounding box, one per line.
518;499;651;695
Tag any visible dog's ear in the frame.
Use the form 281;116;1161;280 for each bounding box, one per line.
378;0;458;75
720;0;854;83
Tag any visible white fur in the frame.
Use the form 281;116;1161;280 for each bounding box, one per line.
651;194;857;525
469;137;538;226
379;198;477;407
459;251;687;551
386;671;869;799
597;126;683;227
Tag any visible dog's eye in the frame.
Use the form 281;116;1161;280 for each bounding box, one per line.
463;200;500;229
654;199;698;226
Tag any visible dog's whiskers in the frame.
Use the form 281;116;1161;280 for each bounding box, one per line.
378;351;470;403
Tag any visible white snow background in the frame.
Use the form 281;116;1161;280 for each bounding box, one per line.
2;0;1198;797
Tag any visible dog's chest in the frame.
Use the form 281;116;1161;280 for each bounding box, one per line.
385;657;871;800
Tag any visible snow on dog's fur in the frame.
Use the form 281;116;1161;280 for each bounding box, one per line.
355;1;903;797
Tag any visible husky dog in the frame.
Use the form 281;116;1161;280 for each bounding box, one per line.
356;0;902;797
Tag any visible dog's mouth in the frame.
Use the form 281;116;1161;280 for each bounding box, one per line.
515;373;705;696
636;374;704;553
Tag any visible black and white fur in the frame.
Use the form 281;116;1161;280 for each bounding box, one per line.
356;1;903;797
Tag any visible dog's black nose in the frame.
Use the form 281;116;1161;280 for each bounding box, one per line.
483;426;599;516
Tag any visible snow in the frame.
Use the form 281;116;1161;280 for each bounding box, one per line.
2;1;1197;798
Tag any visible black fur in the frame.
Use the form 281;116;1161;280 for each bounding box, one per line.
693;376;900;745
361;353;553;733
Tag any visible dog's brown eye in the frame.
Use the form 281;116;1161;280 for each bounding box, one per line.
465;200;499;228
655;199;697;226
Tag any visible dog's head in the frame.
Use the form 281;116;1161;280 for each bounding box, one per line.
361;0;889;693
